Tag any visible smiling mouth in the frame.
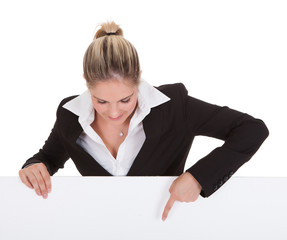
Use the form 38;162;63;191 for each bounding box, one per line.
108;115;123;121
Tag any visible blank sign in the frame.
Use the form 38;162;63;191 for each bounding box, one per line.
0;176;286;240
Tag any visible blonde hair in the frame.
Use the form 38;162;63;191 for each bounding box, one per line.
83;21;141;87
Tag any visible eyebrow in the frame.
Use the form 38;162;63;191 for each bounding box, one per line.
93;92;134;103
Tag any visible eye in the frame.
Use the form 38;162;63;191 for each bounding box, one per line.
97;100;107;104
121;98;130;103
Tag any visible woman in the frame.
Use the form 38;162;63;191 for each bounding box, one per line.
19;21;269;221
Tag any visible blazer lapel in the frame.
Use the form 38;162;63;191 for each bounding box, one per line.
66;113;112;176
127;108;163;176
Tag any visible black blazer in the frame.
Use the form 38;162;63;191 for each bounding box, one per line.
22;83;269;198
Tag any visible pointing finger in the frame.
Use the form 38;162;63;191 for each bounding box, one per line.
162;195;176;221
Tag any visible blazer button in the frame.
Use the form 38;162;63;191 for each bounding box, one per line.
223;175;229;182
229;171;234;177
213;184;218;191
218;180;223;187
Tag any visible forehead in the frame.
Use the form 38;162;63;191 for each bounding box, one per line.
89;79;138;101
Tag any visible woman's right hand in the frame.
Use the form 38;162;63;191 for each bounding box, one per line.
19;162;51;199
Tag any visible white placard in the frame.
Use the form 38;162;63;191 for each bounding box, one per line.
0;176;286;240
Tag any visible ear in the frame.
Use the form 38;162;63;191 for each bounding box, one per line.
83;73;86;79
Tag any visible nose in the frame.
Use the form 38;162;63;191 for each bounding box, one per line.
108;104;120;117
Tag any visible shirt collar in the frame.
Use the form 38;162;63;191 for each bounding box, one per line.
62;78;170;130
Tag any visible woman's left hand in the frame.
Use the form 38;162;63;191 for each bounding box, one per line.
162;172;202;221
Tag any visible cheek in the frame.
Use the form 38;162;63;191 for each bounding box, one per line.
93;103;106;114
124;100;138;113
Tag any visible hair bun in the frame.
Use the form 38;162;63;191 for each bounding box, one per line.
94;21;123;40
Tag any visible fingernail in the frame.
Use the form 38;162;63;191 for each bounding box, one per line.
37;191;41;196
43;194;48;199
162;216;166;221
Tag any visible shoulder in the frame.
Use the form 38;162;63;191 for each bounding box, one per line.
144;83;190;121
58;95;79;108
55;95;79;117
156;82;220;111
154;82;189;107
156;82;188;98
52;95;82;130
152;82;222;121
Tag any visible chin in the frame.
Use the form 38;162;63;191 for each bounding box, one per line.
107;114;126;124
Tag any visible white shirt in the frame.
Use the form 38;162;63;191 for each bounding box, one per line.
62;79;170;176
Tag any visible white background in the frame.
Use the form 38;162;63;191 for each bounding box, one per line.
0;0;286;177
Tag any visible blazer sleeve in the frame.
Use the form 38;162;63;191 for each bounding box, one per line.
21;99;70;176
179;84;269;198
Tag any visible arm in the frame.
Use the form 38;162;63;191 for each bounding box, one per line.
21;99;70;176
19;99;71;199
162;83;269;220
182;85;269;197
